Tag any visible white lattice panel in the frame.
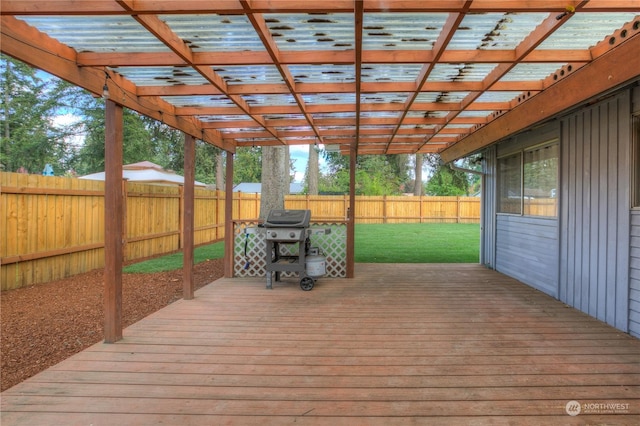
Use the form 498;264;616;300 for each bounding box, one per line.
233;222;347;278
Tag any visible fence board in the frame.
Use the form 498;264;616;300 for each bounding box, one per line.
1;172;480;290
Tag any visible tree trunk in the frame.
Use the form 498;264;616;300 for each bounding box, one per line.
414;153;424;196
216;151;224;191
308;144;319;195
259;145;286;220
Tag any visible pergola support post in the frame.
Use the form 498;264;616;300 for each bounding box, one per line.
182;133;196;300
104;100;123;343
347;143;356;278
224;151;235;278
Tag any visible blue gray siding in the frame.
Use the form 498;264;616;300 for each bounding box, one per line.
495;215;559;297
559;90;631;332
631;211;640;338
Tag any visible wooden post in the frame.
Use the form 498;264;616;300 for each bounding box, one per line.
347;144;356;278
224;151;235;278
104;100;123;343
182;134;195;300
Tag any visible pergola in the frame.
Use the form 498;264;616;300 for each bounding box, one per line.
2;1;639;342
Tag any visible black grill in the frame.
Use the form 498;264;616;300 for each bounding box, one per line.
263;209;318;291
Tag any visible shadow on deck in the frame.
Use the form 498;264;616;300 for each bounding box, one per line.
2;264;639;424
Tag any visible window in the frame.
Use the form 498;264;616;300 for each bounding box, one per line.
634;115;640;208
497;152;522;214
524;144;559;216
497;141;559;217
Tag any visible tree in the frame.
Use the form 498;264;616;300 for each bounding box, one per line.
424;154;475;196
306;144;319;195
233;146;261;184
414;153;424;196
318;152;410;195
0;55;82;174
259;145;286;219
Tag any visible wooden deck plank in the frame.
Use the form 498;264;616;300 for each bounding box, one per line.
2;264;640;424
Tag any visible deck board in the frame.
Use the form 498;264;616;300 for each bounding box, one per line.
2;263;640;424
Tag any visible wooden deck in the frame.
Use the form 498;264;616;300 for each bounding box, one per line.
2;264;639;425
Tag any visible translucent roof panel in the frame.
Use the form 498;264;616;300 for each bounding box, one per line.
427;63;499;82
162;95;234;108
361;64;423;82
500;63;566;82
475;91;521;103
362;13;448;50
18;16;170;53
265;13;354;51
198;115;252;123
161;15;266;52
448;13;548;50
361;93;410;104
302;93;356;104
212;65;284;85
415;92;471;103
360;111;401;119
406;111;450;119
111;66;208;86
241;94;297;106
538;13;639;50
289;65;355;83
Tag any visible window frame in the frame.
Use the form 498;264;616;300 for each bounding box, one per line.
496;139;559;218
633;114;640;208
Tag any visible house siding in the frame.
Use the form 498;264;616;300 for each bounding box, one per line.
559;90;631;332
495;215;559;297
631;211;640;338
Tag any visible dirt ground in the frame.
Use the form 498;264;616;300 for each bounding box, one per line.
1;258;224;392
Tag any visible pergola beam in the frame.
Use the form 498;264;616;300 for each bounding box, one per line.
440;32;640;163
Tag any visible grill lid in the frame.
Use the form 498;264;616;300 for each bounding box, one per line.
264;209;311;228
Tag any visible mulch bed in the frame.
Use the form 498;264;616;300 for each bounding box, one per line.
1;258;224;392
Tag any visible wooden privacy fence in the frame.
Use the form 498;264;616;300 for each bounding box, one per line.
1;172;480;290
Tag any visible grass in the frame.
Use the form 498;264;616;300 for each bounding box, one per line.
355;223;480;263
123;241;225;274
123;223;480;273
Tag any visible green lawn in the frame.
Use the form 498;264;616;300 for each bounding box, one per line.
123;241;225;273
124;223;480;273
355;223;480;263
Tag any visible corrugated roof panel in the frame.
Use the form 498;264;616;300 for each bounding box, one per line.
161;14;266;52
161;95;234;108
415;92;471;103
362;13;448;50
406;111;449;118
475;91;520;102
198;115;252;122
289;65;355;83
265;13;354;51
361;93;409;104
360;111;401;119
361;64;423;82
500;63;566;81
428;63;498;82
538;13;639;50
111;66;208;86
213;65;284;84
302;93;356;104
448;13;548;50
241;94;297;105
18;16;170;53
457;110;493;118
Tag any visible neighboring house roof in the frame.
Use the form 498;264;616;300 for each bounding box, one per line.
234;182;304;194
79;162;207;187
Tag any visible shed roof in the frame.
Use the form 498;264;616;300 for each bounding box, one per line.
2;1;639;162
80;162;207;187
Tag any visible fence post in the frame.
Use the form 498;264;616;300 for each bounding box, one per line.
456;196;461;223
